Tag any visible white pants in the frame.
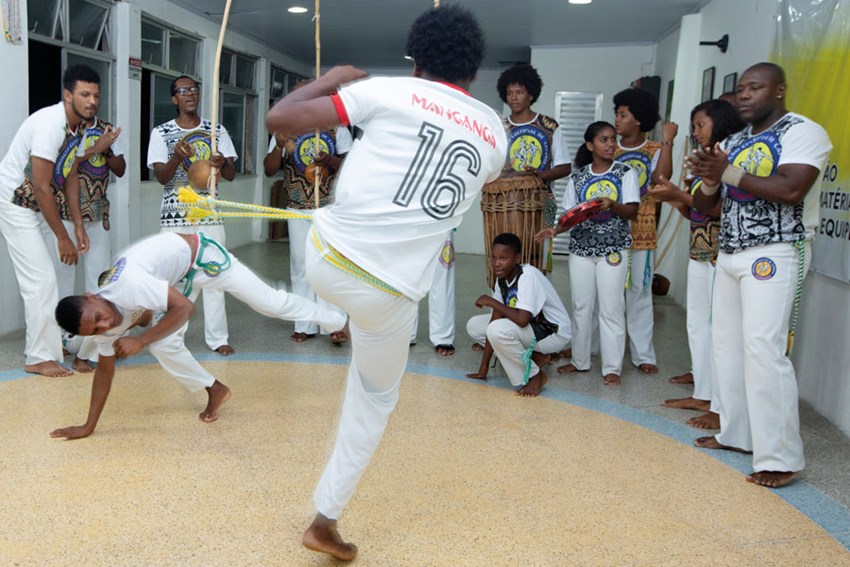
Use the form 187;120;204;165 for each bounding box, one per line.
712;243;808;473
54;220;111;297
686;259;716;404
411;232;455;346
0;199;64;365
161;224;229;351
626;249;657;366
153;243;347;393
306;228;418;519
466;314;569;386
289;217;344;334
569;252;628;376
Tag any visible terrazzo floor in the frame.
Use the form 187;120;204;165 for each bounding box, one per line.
1;241;849;565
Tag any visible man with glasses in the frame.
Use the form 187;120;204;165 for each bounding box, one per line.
147;75;238;356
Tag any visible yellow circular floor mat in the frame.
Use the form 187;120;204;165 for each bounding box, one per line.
1;361;848;565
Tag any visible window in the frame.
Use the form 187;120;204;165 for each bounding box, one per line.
270;65;307;103
219;50;259;174
28;0;111;50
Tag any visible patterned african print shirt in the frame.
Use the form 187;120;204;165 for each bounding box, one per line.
147;118;238;228
718;113;831;254
614;139;661;251
688;177;720;263
564;162;640;257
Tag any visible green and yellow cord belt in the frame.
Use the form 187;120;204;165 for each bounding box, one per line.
310;229;401;297
182;233;231;298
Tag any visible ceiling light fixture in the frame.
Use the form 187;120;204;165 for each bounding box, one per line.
288;6;308;14
568;0;592;4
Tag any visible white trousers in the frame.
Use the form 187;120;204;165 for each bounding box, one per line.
569;253;628;376
306;228;418;519
712;243;808;473
161;224;229;350
289;217;344;334
0;199;64;365
153;244;347;393
686;259;716;404
626;249;657;366
54;220;111;297
411;232;455;346
466;314;569;386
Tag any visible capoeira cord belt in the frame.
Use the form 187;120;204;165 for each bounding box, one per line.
174;186;313;223
625;248;653;290
787;240;805;355
310;229;402;297
181;233;231;298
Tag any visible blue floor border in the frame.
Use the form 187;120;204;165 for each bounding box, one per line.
4;352;850;551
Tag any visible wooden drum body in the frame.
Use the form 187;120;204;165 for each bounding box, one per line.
480;172;552;287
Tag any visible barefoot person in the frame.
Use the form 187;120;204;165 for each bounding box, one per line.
537;121;639;386
612;87;677;374
466;233;571;396
51;232;347;440
0;64;94;377
266;6;506;560
689;63;832;488
648;99;743;430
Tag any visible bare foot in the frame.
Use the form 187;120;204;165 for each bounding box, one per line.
669;372;694;384
531;351;551;367
638;363;659;374
693;435;752;454
747;471;798;488
199;380;231;423
603;373;621;385
556;363;588;374
434;344;455;356
688;411;720;429
290;332;316;343
214;344;236;356
471;343;484;352
24;361;73;377
663;396;710;411
72;357;95;373
516;370;548;397
302;513;357;561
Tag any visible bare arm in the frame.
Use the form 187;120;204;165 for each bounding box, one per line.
537;163;572;183
266;66;368;137
30;156;80;264
112;287;195;359
475;294;533;328
50;354;116;440
650;122;678;185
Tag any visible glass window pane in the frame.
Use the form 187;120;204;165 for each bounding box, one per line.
141;21;164;67
270;67;285;100
219;51;233;86
169;34;198;75
220;91;244;173
66;53;111;121
153;73;176;129
27;0;59;38
243;96;255;175
68;0;107;48
235;56;255;90
286;73;300;95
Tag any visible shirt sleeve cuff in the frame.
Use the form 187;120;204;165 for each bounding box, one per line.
330;93;350;127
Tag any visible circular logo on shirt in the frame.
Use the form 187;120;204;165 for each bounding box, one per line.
606;252;622;266
439;239;455;268
584;179;618;222
102;257;127;286
616;150;652;196
726;134;780;202
505;289;518;308
751;257;776;280
53;136;81;187
507;125;550;172
78;127;110;177
180;130;213;171
293;132;336;173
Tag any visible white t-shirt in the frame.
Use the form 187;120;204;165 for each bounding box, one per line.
313;76;507;301
0;102;70;202
147;118;238;227
491;264;572;342
93;233;195;357
265;126;353;157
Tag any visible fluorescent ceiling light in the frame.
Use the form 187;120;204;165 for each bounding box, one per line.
568;0;592;4
288;6;308;13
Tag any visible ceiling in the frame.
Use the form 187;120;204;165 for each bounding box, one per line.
181;0;713;69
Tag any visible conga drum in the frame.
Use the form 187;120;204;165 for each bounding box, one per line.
480;171;552;287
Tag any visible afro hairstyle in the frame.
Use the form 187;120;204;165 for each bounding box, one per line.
497;63;543;105
613;87;661;133
405;5;485;84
